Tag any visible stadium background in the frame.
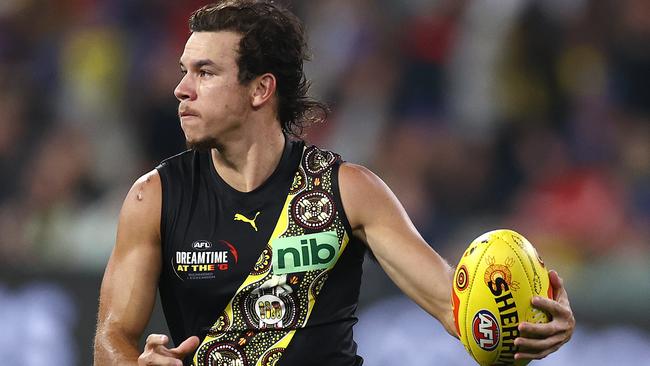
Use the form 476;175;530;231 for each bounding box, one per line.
0;0;649;364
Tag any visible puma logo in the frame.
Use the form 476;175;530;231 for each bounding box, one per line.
234;212;261;231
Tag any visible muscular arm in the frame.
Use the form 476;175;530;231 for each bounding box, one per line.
338;163;457;337
94;170;162;365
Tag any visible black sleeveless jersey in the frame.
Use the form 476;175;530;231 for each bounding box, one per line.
156;139;366;366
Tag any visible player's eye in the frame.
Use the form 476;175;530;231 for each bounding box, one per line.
198;70;213;78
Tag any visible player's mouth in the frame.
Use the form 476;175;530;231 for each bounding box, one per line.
179;107;200;118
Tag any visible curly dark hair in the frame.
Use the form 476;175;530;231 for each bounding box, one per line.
188;0;328;137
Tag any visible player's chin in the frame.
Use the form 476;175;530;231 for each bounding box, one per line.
182;126;210;151
185;136;218;151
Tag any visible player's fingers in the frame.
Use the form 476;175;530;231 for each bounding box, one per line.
145;334;170;350
154;344;176;357
514;342;561;361
514;332;566;352
518;320;560;338
548;270;569;305
530;296;564;317
549;270;562;288
532;295;575;333
169;336;200;357
138;349;183;366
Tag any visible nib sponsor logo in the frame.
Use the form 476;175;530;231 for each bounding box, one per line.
271;231;340;275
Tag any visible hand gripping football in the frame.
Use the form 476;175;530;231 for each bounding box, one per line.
452;229;553;366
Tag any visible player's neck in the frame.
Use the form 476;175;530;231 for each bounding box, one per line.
210;125;286;193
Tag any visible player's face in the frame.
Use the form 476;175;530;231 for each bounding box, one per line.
174;31;251;149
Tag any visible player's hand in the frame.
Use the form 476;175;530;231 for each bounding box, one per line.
138;334;200;366
514;270;575;360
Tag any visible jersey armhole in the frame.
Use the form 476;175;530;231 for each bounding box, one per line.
155;165;168;255
332;161;374;260
331;161;354;238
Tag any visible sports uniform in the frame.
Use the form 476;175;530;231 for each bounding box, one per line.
156;139;366;365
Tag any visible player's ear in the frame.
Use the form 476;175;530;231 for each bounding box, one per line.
251;73;276;108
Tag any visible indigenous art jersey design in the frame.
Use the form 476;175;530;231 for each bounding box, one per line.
156;140;365;366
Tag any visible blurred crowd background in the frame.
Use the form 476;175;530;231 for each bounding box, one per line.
0;0;648;365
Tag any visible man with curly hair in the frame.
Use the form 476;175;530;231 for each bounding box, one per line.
94;2;575;365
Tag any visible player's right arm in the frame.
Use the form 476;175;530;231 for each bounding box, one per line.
94;170;199;366
94;170;162;365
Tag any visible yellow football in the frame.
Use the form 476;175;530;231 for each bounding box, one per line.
452;229;553;366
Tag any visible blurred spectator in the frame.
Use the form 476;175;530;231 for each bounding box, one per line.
0;91;27;203
0;283;77;366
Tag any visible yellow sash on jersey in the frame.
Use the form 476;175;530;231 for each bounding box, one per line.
193;146;349;366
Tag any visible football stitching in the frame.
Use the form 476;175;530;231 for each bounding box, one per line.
463;237;492;361
502;233;551;323
496;232;535;296
493;231;535;362
495;231;541;360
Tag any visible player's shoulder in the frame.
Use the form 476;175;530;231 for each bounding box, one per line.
132;169;161;193
337;163;397;231
156;149;194;170
299;142;342;170
338;162;384;190
338;163;391;209
155;149;200;187
123;169;162;209
116;168;163;233
296;141;380;191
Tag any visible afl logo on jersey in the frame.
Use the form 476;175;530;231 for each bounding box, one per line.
192;240;212;251
173;240;239;281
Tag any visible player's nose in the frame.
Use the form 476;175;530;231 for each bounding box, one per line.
174;74;196;101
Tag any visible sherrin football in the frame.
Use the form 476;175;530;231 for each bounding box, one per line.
452;229;553;366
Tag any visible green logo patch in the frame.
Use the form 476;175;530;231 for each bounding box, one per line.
272;231;340;274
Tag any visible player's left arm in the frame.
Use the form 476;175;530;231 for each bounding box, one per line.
338;163;457;337
338;162;575;358
514;270;575;360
